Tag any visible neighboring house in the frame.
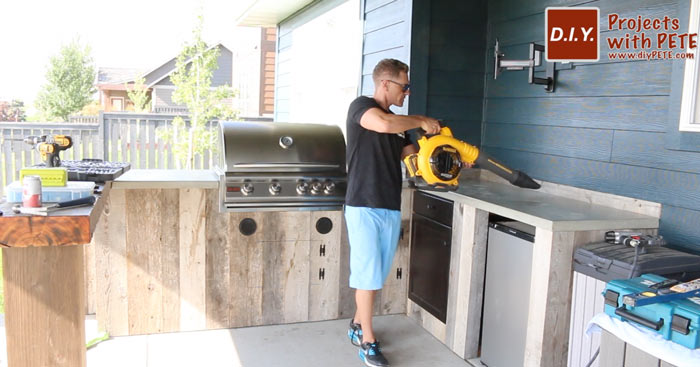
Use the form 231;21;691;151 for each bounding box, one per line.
96;67;145;112
96;43;234;113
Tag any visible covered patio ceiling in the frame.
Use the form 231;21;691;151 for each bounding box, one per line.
234;0;317;26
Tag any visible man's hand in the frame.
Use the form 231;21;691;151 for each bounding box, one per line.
419;117;441;135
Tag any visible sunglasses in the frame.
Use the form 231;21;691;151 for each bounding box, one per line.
384;79;410;92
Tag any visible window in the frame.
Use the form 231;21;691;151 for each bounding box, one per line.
678;0;700;132
111;97;124;111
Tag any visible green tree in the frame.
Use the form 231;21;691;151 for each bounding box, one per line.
125;76;150;112
36;39;96;121
158;15;237;169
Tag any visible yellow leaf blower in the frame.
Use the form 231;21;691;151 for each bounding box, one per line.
403;127;540;190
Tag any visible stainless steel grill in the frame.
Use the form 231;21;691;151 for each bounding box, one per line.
217;121;347;212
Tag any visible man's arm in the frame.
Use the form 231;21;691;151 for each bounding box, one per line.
360;107;440;135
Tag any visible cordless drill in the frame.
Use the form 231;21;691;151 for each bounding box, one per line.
605;230;667;248
23;135;73;167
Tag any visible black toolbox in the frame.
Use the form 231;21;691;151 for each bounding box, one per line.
34;159;131;182
573;241;700;282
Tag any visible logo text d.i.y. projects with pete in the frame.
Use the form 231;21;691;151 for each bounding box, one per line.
546;7;698;62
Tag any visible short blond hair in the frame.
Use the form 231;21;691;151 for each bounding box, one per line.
372;59;409;84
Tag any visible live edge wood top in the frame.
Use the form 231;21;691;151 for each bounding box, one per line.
112;169;219;189
424;175;659;232
0;185;108;248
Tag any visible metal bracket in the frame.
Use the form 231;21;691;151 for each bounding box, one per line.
320;244;326;257
494;39;556;92
319;268;325;280
396;267;402;280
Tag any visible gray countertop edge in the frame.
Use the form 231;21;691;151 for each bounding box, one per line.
112;169;219;189
422;189;659;232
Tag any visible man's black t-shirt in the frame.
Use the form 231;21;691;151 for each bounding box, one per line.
345;96;412;210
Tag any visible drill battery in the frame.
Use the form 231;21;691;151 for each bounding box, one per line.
605;230;667;248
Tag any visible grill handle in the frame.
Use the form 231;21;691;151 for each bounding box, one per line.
231;163;341;170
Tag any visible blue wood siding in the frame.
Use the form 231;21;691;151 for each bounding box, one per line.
409;0;487;144
360;0;413;116
479;0;700;252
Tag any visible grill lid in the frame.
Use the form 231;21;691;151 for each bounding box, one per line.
220;121;346;174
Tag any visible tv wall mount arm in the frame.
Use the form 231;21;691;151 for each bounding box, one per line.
493;39;556;92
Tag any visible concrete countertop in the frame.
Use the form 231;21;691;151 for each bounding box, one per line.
112;169;219;189
422;175;659;232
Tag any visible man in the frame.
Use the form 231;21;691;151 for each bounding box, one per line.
344;58;441;367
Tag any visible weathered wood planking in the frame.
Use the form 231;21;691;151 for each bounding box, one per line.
3;244;86;367
261;211;311;324
160;188;180;332
227;211;265;328
178;188;207;331
378;188;412;315
84;236;97;314
337;210;354;319
126;189;165;334
444;204;489;359
94;187;412;336
205;188;230;329
96;188;129;335
309;211;343;321
524;229;575;367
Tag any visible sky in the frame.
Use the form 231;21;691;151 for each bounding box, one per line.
0;0;256;111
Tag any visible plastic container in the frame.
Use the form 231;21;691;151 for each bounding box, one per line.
4;180;95;203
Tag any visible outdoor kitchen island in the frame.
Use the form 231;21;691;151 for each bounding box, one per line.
93;169;410;337
93;168;661;367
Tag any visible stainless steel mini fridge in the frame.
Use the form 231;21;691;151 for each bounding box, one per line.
480;221;535;367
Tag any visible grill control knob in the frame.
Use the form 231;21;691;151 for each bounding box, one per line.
296;181;309;195
242;183;254;195
323;181;336;194
269;182;282;195
311;181;323;195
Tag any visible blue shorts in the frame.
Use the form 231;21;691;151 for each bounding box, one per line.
344;205;401;290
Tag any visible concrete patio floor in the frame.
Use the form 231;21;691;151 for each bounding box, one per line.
1;314;477;367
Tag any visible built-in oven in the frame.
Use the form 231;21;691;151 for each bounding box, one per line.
408;190;453;323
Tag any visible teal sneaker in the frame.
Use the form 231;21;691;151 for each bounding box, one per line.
358;341;389;367
348;319;363;346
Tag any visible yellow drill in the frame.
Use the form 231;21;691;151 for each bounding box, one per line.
23;135;73;167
